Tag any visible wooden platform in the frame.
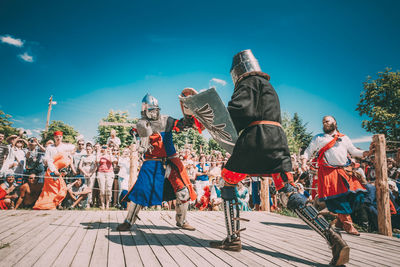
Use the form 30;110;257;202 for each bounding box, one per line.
0;210;399;267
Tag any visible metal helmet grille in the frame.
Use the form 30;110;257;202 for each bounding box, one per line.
230;49;261;85
141;93;160;120
141;93;159;112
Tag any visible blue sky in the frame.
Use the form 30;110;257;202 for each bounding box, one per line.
1;0;400;149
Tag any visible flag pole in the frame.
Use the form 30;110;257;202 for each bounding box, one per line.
45;95;54;132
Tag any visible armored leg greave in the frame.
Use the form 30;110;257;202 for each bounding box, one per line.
175;198;188;226
221;186;248;242
125;203;142;225
282;183;350;266
294;205;331;239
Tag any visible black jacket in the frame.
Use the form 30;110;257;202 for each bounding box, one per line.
224;73;292;174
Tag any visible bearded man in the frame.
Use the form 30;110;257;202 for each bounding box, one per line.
302;115;370;236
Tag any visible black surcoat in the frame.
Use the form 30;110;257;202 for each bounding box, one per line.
224;74;292;174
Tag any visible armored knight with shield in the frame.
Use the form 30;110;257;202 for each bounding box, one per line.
117;93;200;231
181;50;350;266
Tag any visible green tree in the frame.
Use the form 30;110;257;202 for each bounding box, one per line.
0;110;19;139
96;110;138;148
172;128;209;153
282;113;302;154
356;68;400;142
41;120;79;144
292;112;313;149
207;138;225;154
173;128;226;154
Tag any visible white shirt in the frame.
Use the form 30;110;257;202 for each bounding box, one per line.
302;131;364;167
73;149;87;169
45;143;75;172
118;157;130;179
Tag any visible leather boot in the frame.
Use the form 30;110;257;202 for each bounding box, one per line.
326;228;350;266
116;222;132;231
338;214;360;236
177;222;196;231
210;237;242;252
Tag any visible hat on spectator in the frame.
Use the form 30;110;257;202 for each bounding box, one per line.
6;134;18;143
86;141;93;147
388;180;398;192
6;173;15;178
54;131;63;136
15;138;28;147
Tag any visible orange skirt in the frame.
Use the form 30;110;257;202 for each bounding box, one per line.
33;153;69;210
318;165;366;200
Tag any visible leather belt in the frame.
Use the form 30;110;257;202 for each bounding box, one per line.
248;120;282;128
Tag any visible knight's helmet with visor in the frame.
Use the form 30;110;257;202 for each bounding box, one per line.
141;93;160;120
230;49;261;85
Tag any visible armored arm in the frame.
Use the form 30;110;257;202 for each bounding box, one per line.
130;119;153;158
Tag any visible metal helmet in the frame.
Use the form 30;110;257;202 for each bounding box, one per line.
141;93;160;120
230;49;261;85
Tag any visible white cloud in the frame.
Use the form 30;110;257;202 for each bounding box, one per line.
32;129;42;134
33;118;40;123
18;52;34;62
0;35;24;47
351;136;373;144
210;78;227;86
17;128;32;136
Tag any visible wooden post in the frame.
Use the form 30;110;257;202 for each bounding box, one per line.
260;177;270;213
373;134;392;237
127;143;138;209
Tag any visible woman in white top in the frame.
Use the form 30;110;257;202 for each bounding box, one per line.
117;148;130;209
79;145;97;208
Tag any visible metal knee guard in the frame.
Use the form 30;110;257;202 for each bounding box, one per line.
125;203;142;225
221;186;249;242
294;205;331;240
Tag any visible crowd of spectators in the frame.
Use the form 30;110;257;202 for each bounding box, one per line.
1;130;400;234
0;130;134;210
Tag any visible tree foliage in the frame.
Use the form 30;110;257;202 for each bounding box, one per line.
281;113;313;154
292;112;313;150
41;120;79;144
282;113;302;154
0;110;19;138
356;68;400;142
96;110;138;148
172;128;225;154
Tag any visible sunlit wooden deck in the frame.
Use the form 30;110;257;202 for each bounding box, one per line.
0;210;399;266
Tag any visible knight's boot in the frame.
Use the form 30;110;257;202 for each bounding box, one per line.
282;183;350;266
209;186;249;252
326;228;350;266
116;203;142;231
338;214;360;236
176;198;195;231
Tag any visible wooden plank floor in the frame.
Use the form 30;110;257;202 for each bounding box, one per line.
0;210;399;267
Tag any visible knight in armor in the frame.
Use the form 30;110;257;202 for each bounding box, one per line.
209;49;350;266
116;93;197;231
